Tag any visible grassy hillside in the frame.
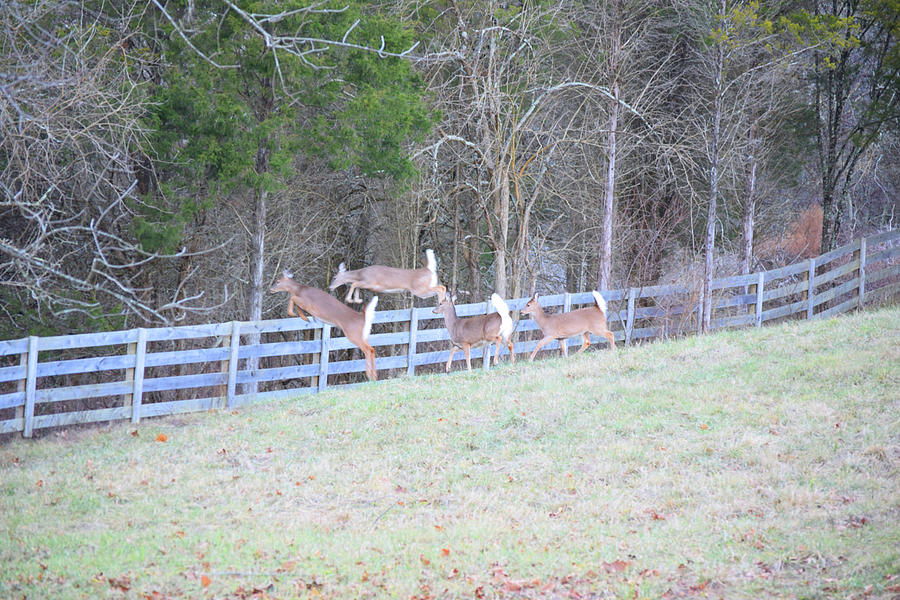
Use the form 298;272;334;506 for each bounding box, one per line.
2;307;898;599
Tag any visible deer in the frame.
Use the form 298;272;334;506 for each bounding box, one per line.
269;272;379;382
433;293;515;372
329;249;447;304
520;291;615;361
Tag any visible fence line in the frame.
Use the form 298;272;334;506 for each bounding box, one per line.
1;230;898;438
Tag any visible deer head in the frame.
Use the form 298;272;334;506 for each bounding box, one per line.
269;270;295;294
432;294;458;315
521;294;541;316
328;262;350;290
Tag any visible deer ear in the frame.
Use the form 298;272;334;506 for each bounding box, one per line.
451;294;457;303
283;270;293;279
338;262;346;273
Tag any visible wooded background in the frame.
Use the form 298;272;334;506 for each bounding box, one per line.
1;0;898;340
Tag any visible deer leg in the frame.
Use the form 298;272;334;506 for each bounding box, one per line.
288;298;310;321
507;340;515;365
575;333;590;354
529;336;553;361
493;336;502;365
445;344;458;372
560;338;569;358
464;344;472;371
604;330;616;349
363;344;377;381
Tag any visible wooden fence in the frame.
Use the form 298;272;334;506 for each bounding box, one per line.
1;230;898;438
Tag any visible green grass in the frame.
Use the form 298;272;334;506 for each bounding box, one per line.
2;307;899;599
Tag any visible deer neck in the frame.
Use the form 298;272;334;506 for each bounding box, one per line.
441;304;460;333
529;304;550;327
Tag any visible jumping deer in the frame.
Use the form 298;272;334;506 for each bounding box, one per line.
521;291;615;361
433;293;515;372
329;249;447;304
270;272;379;381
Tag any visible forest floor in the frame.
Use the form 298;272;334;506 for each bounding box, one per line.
2;306;899;599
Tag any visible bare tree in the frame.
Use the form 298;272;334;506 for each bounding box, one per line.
0;0;218;334
412;0;651;298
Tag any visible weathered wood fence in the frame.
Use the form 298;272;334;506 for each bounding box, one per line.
1;230;898;438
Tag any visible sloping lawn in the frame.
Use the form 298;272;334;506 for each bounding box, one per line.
2;307;898;599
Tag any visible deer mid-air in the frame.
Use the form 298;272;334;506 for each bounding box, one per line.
270;272;379;381
329;249;447;304
433;293;515;372
521;291;615;361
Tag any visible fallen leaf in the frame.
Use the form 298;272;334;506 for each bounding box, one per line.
420;554;430;566
131;430;139;437
601;560;629;573
155;433;168;442
280;561;297;572
699;424;709;430
200;574;211;587
441;548;450;556
108;575;131;591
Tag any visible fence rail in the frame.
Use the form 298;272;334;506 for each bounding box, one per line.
2;230;898;437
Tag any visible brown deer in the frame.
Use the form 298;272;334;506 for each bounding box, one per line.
329;249;447;304
433;293;515;372
521;291;615;361
269;272;379;381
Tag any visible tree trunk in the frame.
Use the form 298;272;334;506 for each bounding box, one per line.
598;0;620;292
703;17;725;334
599;80;619;291
492;165;510;298
244;143;270;395
740;152;757;276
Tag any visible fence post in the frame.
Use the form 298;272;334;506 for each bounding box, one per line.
483;300;491;370
15;352;26;431
131;328;147;423
407;307;418;376
310;328;321;388
123;334;137;410
625;288;636;346
755;271;764;328
561;292;572;354
23;336;38;438
858;236;867;310
318;324;331;392
226;322;241;410
806;258;816;320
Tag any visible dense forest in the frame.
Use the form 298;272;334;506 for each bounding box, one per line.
1;0;898;339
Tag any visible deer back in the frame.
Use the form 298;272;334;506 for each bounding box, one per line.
542;306;607;338
284;282;364;332
449;312;503;345
350;265;431;293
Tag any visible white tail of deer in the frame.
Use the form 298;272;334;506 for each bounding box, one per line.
329;249;446;304
520;291;615;361
433;292;515;372
270;272;379;381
